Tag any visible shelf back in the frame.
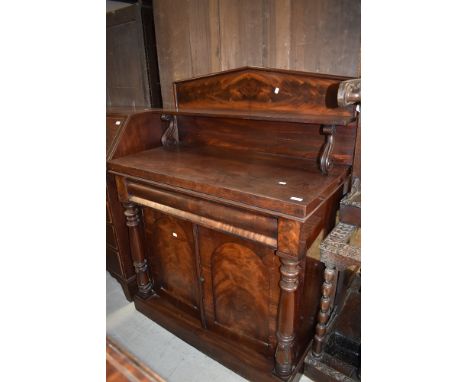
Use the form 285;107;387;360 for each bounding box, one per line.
173;67;355;118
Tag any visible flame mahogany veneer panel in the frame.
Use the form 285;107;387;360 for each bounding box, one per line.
174;67;354;117
143;209;202;317
198;227;281;356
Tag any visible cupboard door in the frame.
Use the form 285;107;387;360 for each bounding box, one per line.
198;227;281;355
143;208;202;319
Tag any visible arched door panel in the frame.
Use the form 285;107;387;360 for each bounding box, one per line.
198;227;280;355
143;208;201;316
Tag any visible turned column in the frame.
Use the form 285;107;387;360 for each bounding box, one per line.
123;202;153;298
312;263;337;356
275;254;300;378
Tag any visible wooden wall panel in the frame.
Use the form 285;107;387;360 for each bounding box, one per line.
290;0;361;76
263;0;292;69
188;0;221;75
153;0;360;108
153;0;193;107
107;6;150;107
219;0;264;70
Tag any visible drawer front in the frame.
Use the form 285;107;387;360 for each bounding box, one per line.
127;181;278;248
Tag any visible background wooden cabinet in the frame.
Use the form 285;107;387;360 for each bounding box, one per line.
107;1;162;107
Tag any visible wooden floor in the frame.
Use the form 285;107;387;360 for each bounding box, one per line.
107;337;165;382
106;272;314;382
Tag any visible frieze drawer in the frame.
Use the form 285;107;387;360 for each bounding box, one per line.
125;181;278;248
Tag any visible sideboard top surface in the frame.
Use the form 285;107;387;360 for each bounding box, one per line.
108;145;349;219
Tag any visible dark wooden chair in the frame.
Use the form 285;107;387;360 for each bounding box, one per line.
305;78;361;382
312;178;361;358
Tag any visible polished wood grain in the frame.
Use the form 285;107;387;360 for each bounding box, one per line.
143;209;201;315
131;195;277;247
199;227;280;355
211;242;270;341
109;111;165;160
177;116;357;163
126;181;278;245
277;219;302;255
174;67;353;117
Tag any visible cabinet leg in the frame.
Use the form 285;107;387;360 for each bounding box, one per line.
312;263;337;357
123;202;153;298
275;255;300;378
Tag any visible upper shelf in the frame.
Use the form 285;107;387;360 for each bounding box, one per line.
152;108;355;125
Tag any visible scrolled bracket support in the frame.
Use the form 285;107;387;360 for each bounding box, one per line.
319;125;336;175
160;114;179;147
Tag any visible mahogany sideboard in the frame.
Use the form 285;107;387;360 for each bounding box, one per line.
107;67;358;381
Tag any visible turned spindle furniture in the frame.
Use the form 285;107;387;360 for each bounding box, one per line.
107;67;359;381
306;78;361;382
